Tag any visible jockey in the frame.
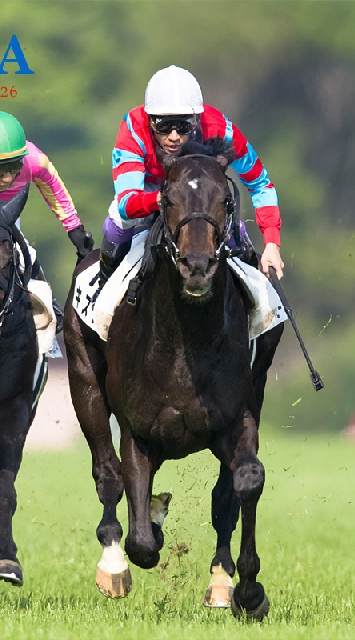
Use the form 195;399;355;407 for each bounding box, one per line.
0;111;94;332
100;65;284;287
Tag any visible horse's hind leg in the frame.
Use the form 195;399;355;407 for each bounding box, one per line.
204;463;239;607
64;316;129;598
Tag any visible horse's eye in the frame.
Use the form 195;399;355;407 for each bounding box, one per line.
224;197;234;214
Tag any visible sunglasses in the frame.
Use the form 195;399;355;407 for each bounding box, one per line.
150;116;196;136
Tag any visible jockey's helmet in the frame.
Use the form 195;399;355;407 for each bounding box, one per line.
0;112;28;163
144;65;204;115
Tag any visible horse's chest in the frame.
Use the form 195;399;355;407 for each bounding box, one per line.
128;352;247;444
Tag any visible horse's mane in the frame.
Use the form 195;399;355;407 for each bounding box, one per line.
179;136;236;164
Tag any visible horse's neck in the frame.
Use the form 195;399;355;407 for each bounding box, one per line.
144;261;244;345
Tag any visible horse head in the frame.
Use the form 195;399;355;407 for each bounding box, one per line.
158;138;236;300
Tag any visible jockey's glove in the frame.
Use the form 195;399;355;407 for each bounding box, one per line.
68;225;94;262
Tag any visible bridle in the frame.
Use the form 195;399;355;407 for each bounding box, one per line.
160;155;240;267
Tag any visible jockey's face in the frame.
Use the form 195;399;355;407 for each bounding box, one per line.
153;128;189;156
0;159;23;191
0;171;19;191
150;115;196;156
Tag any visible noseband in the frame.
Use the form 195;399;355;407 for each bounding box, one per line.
160;156;240;266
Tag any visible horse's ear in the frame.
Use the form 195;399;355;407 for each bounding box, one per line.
0;183;30;227
216;154;230;172
216;148;236;173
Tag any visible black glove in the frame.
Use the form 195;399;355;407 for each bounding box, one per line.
68;225;94;262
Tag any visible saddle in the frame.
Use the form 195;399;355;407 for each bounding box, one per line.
73;223;287;343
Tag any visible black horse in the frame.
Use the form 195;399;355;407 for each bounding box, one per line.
64;139;283;619
0;185;41;587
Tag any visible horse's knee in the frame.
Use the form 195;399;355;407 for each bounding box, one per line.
233;455;264;501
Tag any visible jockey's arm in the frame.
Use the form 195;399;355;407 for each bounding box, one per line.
228;126;284;278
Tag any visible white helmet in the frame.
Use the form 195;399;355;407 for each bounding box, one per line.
144;65;204;115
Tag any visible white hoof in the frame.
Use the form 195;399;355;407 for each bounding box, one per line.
203;564;233;608
96;541;132;599
150;492;172;526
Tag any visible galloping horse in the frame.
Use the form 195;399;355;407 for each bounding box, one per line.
64;139;283;619
0;185;40;586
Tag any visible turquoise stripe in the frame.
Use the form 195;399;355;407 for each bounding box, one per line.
223;114;233;145
117;192;135;220
112;148;143;168
114;170;144;195
124;113;146;153
251;186;278;208
239;165;272;192
231;141;258;175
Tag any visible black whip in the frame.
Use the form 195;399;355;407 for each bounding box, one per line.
268;267;324;391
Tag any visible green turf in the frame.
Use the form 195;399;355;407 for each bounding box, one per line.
0;429;354;639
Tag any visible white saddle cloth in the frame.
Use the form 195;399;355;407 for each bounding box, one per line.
73;231;288;342
28;279;58;356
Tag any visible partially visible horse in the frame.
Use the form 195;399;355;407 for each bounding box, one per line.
0;185;41;586
64;138;283;619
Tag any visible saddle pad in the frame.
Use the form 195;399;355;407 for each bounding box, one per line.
73;231;147;336
73;238;287;342
28;279;58;355
227;257;288;339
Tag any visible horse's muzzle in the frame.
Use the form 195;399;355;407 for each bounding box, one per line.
177;253;218;300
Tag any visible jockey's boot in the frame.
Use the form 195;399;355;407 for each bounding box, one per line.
99;237;132;289
31;259;64;334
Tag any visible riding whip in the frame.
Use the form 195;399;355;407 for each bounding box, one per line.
268;267;324;391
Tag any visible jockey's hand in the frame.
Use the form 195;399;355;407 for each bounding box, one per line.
260;242;284;279
68;225;94;262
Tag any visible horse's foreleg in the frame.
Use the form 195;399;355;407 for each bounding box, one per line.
204;463;239;607
120;430;161;570
230;409;269;621
65;333;128;598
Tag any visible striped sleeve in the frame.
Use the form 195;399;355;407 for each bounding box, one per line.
112;113;159;220
203;108;281;245
30;145;82;232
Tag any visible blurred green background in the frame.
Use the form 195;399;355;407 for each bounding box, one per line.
1;0;354;433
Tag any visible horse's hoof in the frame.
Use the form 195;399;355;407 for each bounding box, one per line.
0;559;23;586
203;564;233;608
150;492;172;527
96;566;132;599
231;590;269;621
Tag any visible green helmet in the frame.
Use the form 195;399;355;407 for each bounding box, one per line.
0;112;28;162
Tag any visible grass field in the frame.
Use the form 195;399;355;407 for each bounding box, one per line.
0;428;354;640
